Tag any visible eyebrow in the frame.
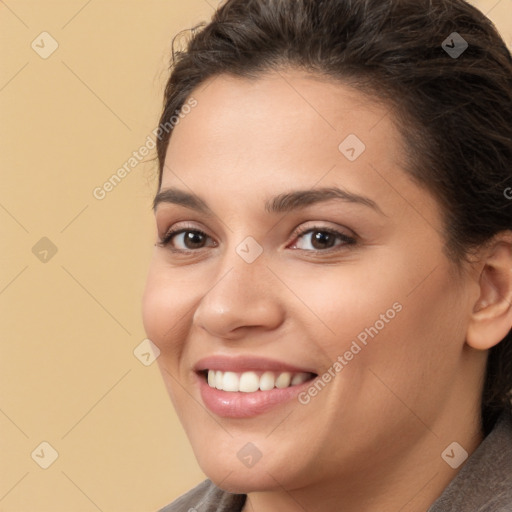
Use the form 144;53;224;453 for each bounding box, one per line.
153;187;213;215
153;186;383;215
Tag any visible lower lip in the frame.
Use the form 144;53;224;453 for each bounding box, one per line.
198;374;315;418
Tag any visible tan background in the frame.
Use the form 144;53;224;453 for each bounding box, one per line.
0;1;510;510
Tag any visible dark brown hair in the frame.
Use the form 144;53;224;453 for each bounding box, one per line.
155;0;512;434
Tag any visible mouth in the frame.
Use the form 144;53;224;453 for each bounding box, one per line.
194;356;318;418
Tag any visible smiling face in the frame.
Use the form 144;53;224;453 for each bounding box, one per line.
142;71;484;496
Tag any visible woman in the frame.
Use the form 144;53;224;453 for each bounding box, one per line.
142;0;512;510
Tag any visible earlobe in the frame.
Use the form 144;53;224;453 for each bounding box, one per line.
466;237;512;351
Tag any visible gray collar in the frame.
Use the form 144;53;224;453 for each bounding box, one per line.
428;411;512;512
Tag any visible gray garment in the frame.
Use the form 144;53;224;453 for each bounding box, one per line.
159;412;512;512
158;480;245;512
427;412;512;512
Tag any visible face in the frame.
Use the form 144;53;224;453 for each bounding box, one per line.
142;70;477;493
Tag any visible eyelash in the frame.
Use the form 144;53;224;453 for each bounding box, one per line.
156;223;357;254
157;225;213;252
292;225;356;250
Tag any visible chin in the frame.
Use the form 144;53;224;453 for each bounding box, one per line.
194;444;308;494
207;467;284;494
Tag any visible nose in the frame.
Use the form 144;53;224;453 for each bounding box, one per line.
192;256;286;340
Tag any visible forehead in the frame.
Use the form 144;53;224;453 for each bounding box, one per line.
160;70;437;224
165;71;396;171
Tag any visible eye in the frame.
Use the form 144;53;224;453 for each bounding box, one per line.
157;227;217;251
289;226;356;251
156;224;356;253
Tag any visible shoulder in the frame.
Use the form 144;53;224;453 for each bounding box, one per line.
157;479;246;512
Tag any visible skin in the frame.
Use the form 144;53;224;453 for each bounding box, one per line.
142;70;512;512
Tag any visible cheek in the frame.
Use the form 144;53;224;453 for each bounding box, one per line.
281;259;407;356
346;265;467;423
287;253;465;402
141;261;195;356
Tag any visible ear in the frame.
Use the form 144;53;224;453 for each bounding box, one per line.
466;232;512;351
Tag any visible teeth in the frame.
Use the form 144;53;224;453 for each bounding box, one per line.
275;372;291;388
223;371;239;392
206;370;311;392
259;371;275;391
291;373;309;386
215;370;223;390
239;371;260;393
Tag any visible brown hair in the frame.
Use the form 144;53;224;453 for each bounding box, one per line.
155;0;512;434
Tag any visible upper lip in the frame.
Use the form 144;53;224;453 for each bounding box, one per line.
194;355;317;374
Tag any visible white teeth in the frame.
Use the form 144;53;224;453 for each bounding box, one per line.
239;372;260;393
215;370;223;390
259;371;275;391
275;372;291;388
206;370;311;392
222;371;239;392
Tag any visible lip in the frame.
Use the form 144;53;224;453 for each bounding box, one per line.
194;355;316;374
197;374;316;418
194;355;317;418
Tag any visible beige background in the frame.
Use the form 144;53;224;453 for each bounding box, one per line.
0;1;510;510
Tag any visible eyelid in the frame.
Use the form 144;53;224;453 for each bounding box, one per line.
159;220;209;239
157;221;215;249
291;221;356;239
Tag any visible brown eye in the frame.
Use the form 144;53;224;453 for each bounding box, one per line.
181;231;207;249
158;229;215;251
291;227;356;251
310;231;337;250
